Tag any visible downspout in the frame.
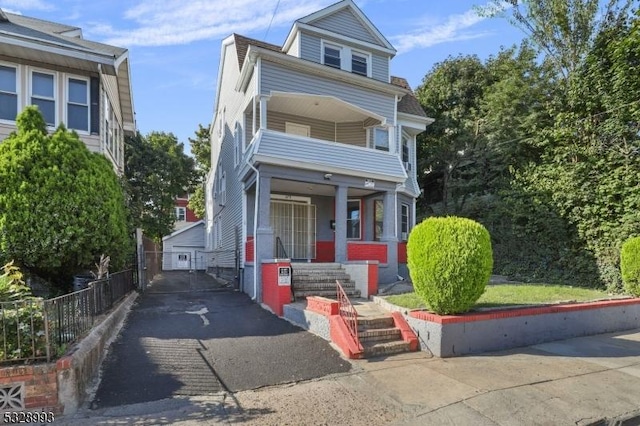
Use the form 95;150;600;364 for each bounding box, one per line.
247;160;260;301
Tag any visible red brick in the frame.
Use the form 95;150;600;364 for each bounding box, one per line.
245;237;254;262
56;357;72;370
397;242;407;263
306;296;339;316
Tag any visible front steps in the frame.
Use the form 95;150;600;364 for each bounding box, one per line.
292;263;360;300
356;306;413;358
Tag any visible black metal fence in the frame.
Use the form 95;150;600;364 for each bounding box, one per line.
0;269;137;364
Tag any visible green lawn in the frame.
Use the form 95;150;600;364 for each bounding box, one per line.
384;284;614;311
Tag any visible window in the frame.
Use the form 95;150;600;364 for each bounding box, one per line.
374;200;383;241
401;204;409;241
347;199;361;239
31;71;55;126
323;44;341;69
402;136;411;171
67;77;89;131
234;122;242;166
0;65;18;121
285;122;310;137
176;207;186;221
370;128;389;152
351;52;368;76
104;94;115;155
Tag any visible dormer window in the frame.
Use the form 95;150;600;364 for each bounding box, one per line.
351;52;368;76
323;44;341;69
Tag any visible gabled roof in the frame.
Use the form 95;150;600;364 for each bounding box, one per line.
162;220;205;241
297;0;394;51
391;76;427;118
1;11;126;57
233;33;281;69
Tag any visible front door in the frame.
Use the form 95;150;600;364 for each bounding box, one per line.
270;196;316;260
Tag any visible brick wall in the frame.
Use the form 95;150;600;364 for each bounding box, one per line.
0;364;61;413
245;237;254;263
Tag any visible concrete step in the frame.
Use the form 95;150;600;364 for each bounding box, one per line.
292;263;342;270
294;289;361;299
358;316;395;330
359;327;401;343
293;282;356;291
292;275;353;283
363;340;411;358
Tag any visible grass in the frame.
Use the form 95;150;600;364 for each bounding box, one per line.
384;284;614;311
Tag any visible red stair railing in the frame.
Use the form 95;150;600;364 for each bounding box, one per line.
336;280;359;346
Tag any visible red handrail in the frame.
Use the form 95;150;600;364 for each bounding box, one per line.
336;280;359;345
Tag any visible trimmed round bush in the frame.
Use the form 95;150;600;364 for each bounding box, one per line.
621;236;640;297
407;216;493;314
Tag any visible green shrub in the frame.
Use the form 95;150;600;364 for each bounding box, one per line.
407;216;493;314
621;236;640;297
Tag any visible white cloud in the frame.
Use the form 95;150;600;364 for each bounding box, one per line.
88;0;336;47
0;0;53;11
390;6;492;54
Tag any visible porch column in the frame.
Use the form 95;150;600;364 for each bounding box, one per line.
255;175;273;302
334;185;348;263
381;190;398;280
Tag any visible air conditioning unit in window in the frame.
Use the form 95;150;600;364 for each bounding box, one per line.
403;161;412;171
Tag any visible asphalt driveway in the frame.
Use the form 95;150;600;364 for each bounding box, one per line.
92;271;351;408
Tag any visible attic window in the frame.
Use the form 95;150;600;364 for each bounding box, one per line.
351;53;368;76
323;45;341;69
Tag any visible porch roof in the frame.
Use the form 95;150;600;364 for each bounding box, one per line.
267;91;385;125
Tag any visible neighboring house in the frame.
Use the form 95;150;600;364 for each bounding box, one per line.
0;9;135;173
162;220;206;271
205;0;432;300
174;194;199;231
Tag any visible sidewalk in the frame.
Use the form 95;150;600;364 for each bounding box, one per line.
60;328;640;425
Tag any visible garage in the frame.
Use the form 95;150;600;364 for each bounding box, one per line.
162;221;206;270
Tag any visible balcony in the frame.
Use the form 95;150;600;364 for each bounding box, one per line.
242;92;407;182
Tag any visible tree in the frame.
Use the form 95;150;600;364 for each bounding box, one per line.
187;124;211;219
125;131;197;241
478;0;634;80
0;107;131;284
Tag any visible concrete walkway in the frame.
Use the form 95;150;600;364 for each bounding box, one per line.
59;323;640;425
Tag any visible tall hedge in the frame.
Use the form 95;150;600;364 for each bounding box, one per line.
621;236;640;297
408;216;493;314
0;107;131;283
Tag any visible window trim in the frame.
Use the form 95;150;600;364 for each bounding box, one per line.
322;41;342;69
347;199;362;240
368;127;389;152
66;75;90;134
29;68;57;127
350;49;371;77
175;207;187;221
0;62;20;124
401;203;410;241
234;121;242;167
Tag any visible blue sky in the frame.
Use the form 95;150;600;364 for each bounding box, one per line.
1;0;525;154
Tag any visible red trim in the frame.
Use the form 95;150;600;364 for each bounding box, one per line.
409;298;640;324
398;242;407;263
347;242;387;263
307;296;339;316
391;312;419;351
315;241;335;262
245;237;254;262
261;261;292;316
367;262;378;296
329;315;364;359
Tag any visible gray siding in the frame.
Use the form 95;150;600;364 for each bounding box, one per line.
310;8;380;45
336;122;365;147
164;223;205;247
256;130;405;180
261;61;395;123
267;111;335;141
372;54;389;82
207;40;254;265
299;32;321;63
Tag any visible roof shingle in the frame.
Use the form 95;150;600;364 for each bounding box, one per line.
391;76;427;118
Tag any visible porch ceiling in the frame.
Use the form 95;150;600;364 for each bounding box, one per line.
272;179;377;197
267;91;385;125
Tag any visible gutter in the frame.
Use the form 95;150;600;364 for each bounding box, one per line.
246;159;260;301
